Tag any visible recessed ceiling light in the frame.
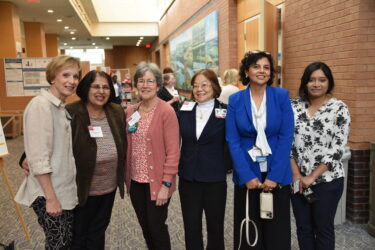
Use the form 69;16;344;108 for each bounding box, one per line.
64;26;69;30
71;37;76;40
95;46;98;49
70;31;75;34
70;46;73;49
136;44;139;47
63;43;67;46
140;37;144;40
57;19;62;22
92;43;96;45
47;9;54;13
105;37;110;40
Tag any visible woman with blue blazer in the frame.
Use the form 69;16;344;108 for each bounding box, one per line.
178;69;229;250
226;51;294;250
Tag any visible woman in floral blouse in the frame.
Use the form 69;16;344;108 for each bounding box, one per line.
290;62;350;250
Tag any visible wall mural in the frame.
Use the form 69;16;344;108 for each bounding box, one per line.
170;10;219;90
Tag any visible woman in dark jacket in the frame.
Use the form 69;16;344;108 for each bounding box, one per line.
178;69;229;250
68;70;126;250
157;72;181;112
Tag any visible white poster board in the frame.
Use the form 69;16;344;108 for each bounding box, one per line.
0;119;9;157
4;58;52;97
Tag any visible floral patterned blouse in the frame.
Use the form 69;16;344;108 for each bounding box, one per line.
130;107;156;183
291;97;350;184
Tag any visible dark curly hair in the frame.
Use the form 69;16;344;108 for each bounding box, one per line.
239;50;275;86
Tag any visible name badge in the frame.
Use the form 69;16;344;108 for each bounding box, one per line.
215;108;227;119
180;101;196;111
127;111;141;126
88;126;103;138
248;146;262;162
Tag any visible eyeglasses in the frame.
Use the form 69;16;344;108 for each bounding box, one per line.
91;84;110;91
192;81;212;89
138;79;156;86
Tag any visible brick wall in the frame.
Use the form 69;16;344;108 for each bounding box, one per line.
156;0;238;77
347;150;370;223
283;0;375;223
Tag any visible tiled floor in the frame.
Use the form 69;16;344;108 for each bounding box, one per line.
1;136;374;249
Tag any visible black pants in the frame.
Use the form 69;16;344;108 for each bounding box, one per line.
233;185;291;250
291;178;344;250
71;190;116;250
32;197;74;250
179;178;227;250
130;180;171;250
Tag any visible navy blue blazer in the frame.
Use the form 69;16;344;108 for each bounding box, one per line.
178;99;229;182
226;86;294;186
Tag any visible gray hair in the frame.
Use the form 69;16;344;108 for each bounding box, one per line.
134;61;162;87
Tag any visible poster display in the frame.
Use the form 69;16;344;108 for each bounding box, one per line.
170;10;219;90
0;119;9;157
3;58;52;97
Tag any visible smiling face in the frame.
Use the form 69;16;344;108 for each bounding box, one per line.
49;65;80;101
87;75;111;109
246;57;271;87
307;69;329;99
136;70;159;101
192;74;214;103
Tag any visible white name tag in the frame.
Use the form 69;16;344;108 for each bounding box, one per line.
180;101;196;111
128;111;141;126
88;126;103;138
215;108;227;118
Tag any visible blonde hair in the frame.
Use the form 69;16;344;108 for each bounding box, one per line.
222;69;239;86
46;55;81;84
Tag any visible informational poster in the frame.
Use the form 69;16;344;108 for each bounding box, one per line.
0;120;9;157
3;58;52;97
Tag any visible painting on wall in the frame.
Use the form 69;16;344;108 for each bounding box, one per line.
170;10;219;90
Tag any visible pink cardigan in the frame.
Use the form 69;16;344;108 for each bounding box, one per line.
125;98;180;200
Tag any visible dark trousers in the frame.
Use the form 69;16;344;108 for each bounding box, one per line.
130;180;171;250
32;197;74;250
71;190;116;250
291;178;344;250
233;185;291;250
179;178;227;250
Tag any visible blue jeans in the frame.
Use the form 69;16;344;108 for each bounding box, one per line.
291;178;344;250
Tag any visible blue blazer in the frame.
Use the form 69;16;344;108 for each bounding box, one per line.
178;99;229;182
226;86;294;186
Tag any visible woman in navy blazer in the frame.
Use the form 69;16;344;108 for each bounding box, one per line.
226;51;294;250
178;69;229;250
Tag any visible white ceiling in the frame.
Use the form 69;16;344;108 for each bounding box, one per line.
3;0;161;50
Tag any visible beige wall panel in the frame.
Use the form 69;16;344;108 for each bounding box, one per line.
245;18;259;51
237;0;260;23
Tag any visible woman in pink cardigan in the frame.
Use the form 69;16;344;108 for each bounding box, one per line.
125;61;180;250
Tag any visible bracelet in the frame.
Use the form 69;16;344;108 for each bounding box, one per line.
162;181;172;188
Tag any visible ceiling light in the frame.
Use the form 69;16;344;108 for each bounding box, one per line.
47;9;54;13
140;37;144;40
57;19;62;22
92;43;96;45
70;31;75;35
70;47;73;49
138;40;142;43
95;46;98;49
64;26;69;30
106;37;110;40
71;37;76;40
63;43;67;46
136;44;139;47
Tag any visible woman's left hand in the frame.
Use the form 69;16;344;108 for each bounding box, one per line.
263;179;277;191
156;185;169;206
301;175;316;189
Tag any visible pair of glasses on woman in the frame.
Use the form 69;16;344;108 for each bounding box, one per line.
138;79;156;86
91;85;110;91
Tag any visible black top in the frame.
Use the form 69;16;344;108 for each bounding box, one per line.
178;99;231;182
157;86;179;112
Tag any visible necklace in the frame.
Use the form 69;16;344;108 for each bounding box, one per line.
199;109;204;120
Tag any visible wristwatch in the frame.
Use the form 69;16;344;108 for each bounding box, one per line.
162;181;172;188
